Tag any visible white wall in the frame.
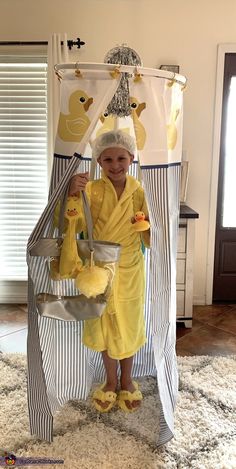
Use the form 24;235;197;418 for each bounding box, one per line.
1;0;236;304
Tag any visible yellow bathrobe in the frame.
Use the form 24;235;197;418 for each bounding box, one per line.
80;173;150;360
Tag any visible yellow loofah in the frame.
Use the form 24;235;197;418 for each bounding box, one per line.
75;264;110;298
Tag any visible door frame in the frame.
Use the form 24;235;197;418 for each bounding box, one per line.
206;44;236;304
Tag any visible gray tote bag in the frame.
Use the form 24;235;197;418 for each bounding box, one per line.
29;191;121;321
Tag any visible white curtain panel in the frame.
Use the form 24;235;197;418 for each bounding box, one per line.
47;33;69;175
27;68;183;447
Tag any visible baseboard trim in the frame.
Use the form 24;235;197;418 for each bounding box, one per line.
193;295;207;306
0;281;27;304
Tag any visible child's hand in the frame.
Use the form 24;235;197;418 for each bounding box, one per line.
69;172;89;196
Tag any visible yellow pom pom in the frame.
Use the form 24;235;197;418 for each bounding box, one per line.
75;265;110;298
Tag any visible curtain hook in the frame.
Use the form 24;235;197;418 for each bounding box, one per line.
134;66;142;82
110;66;121;79
75;62;82;78
167;72;176;87
167;79;175;87
55;70;62;82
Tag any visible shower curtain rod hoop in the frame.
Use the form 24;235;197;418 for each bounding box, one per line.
0;38;85;50
54;61;187;86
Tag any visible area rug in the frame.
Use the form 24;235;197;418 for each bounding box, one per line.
0;354;235;468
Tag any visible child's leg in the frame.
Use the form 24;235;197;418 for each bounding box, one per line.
120;356;141;409
102;350;118;389
94;350;118;410
120;356;134;389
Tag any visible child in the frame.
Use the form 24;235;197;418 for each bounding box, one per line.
69;130;150;413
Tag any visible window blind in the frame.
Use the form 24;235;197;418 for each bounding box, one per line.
0;57;48;280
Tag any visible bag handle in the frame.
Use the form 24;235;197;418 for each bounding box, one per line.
58;187;69;238
58;189;94;253
81;190;94;252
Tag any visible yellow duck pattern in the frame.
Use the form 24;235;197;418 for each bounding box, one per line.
58;89;93;142
96;111;130;138
130;97;147;150
96;112;116;137
167;107;180;150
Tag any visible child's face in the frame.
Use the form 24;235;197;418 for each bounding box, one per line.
98;147;134;184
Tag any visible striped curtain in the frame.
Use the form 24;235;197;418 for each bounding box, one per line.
129;77;183;444
27;69;122;440
27;68;183;446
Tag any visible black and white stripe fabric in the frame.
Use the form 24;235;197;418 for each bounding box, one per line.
27;69;183;446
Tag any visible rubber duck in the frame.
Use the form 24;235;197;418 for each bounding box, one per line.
133;211;150;232
130;97;146;150
58;89;93;142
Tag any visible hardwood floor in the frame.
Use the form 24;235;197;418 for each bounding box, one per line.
0;304;27;353
0;303;236;355
177;304;236;356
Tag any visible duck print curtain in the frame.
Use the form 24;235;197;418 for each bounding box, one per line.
27;66;184;446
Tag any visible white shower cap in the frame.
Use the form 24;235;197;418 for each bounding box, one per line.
92;130;136;160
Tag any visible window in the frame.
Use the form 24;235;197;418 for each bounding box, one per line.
0;56;48;280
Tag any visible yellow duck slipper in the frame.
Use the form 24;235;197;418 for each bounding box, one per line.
93;384;117;413
117;381;143;413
